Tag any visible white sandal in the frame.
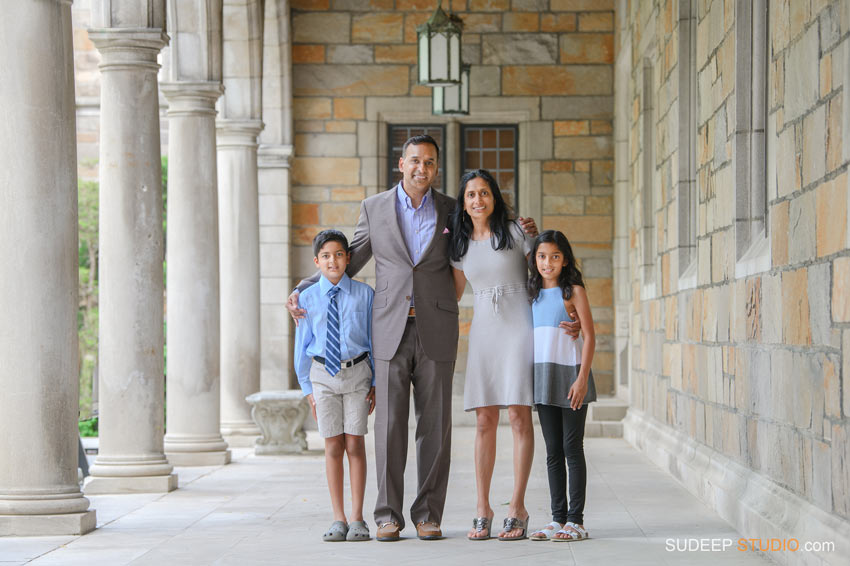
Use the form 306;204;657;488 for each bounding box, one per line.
530;521;563;541
552;521;589;542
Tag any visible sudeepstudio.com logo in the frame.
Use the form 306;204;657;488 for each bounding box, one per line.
665;538;835;553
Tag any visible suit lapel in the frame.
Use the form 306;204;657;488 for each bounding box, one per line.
381;187;414;265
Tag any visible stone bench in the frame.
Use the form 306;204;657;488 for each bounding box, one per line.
245;391;309;454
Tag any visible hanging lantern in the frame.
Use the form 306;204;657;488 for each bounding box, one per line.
417;1;463;86
433;64;470;115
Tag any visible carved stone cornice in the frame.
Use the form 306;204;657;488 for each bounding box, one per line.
160;81;223;117
87;28;169;72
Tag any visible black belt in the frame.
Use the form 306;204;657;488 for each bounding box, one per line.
313;351;369;369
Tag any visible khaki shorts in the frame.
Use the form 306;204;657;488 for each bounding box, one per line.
310;358;372;438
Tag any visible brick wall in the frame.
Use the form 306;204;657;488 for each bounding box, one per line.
290;0;617;395
622;0;850;518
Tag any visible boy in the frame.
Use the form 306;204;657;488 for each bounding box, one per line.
294;230;376;542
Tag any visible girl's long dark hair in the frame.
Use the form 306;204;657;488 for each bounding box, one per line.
528;230;584;302
448;169;516;262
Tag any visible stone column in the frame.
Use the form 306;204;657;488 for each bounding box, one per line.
85;26;177;494
0;0;96;535
161;83;231;466
218;119;264;446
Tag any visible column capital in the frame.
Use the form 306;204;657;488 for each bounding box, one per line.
87;28;169;72
216;119;265;148
160;81;223;117
258;144;294;169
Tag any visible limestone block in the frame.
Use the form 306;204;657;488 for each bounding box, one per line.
542;195;583;214
470;65;500;96
291;157;360;185
554;136;613;159
833;257;850;322
481;34;558;65
463;44;482;65
292;203;319;225
524;121;553;159
503;66;613;96
760;273;782;344
827;96;842;172
776;125;800;198
550;0;613;10
781;268;812;346
294;133;357;157
816;175;848;257
326;121;357;133
544;215;612;243
357;121;378;157
327;45;373;64
541;14;577;32
293;97;331;120
503;13;539;32
512;0;548;9
560;33;614;64
785;25;819;123
352;13;403;43
0;511;96;536
375;45;417;64
333;98;365;120
246;391;309;455
541;96;613;119
771;200;790;266
812;440;833;510
259;244;288;278
586;196;613;214
292;186;329;202
578;12;614;32
810;262;840;348
332;0;394;9
789;189;816;265
292;45;325;64
460;14;501;33
543;171;589;195
292;13;350;43
820;5;841;53
260;278;289;305
321;202;361;226
824;352;841;420
844;330;850;418
294;65;409;96
831;423;850;517
803;105;826;187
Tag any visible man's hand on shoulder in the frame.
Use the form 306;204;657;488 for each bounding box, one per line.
517;216;539;238
287;290;307;326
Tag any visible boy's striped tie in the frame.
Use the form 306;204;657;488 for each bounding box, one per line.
325;286;341;376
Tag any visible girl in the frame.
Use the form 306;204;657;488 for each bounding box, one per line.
449;169;535;541
527;230;597;542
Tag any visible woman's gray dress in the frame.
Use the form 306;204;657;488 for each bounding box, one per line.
450;223;534;411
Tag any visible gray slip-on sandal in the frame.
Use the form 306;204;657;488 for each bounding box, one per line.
322;520;348;542
346;521;370;541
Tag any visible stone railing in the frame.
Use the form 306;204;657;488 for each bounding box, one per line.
245;391;309;454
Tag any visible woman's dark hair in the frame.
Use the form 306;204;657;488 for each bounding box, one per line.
528;230;584;302
448;169;516;262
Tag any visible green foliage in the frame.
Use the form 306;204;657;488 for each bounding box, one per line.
78;416;98;437
78;179;99;420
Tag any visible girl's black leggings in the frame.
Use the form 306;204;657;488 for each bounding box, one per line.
536;403;588;525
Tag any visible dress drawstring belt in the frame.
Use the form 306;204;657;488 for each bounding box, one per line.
473;283;527;314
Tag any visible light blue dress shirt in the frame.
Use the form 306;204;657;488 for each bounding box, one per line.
395;182;437;265
293;273;374;395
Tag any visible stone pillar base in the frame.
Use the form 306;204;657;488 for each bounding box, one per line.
83;474;178;495
166;450;231;467
246;391;309;455
0;510;96;536
221;433;259;448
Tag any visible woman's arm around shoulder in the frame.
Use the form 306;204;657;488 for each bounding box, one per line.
566;285;595;410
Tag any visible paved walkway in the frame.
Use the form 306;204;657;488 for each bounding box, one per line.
2;426;772;565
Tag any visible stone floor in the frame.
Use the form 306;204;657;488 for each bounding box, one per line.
1;426;773;565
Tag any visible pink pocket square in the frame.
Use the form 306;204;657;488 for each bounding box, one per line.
442;227;450;234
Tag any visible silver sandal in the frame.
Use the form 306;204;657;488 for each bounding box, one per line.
530;521;563;541
498;516;529;541
468;514;494;540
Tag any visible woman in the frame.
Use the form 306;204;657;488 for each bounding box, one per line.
449;169;534;541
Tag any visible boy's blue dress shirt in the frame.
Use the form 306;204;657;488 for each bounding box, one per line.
293;273;374;396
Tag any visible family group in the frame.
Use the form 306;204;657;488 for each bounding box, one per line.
287;135;597;544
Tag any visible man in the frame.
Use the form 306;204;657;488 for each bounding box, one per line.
287;135;538;541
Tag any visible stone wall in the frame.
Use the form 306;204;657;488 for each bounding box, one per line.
619;0;850;540
290;0;617;398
